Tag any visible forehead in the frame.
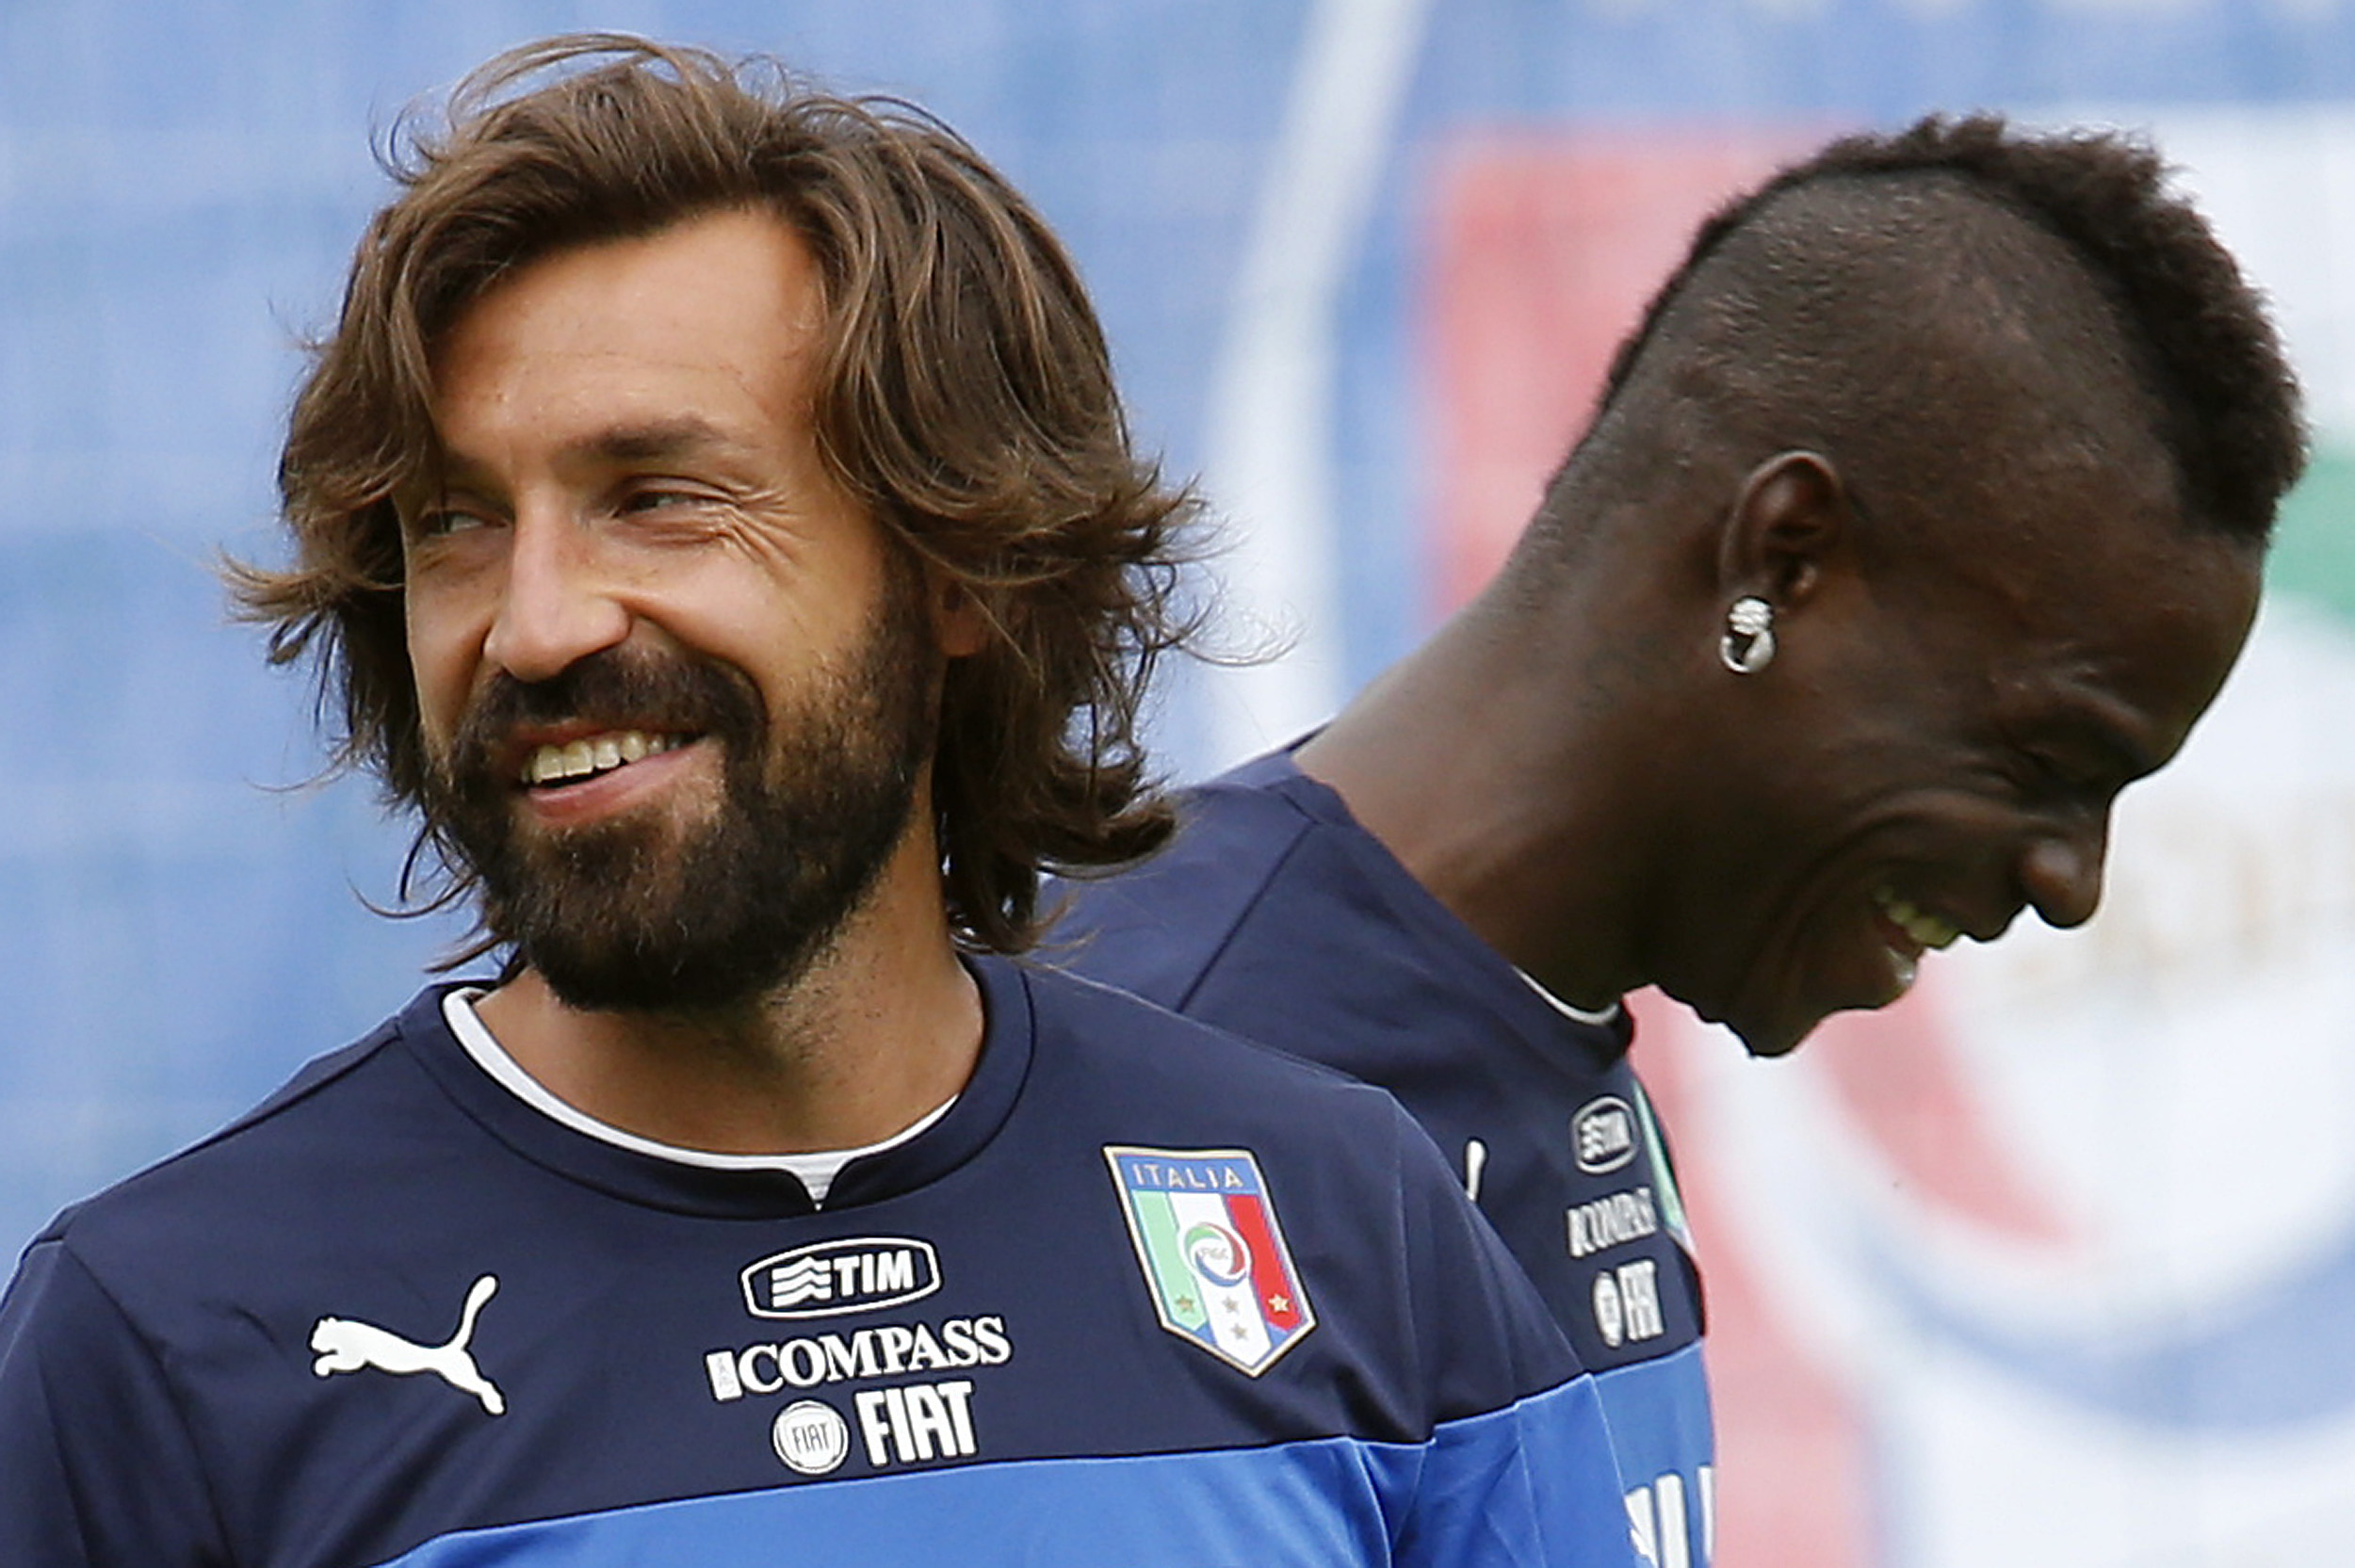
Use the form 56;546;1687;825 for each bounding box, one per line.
430;207;823;453
1944;489;2263;767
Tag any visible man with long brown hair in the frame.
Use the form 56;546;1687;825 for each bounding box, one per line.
0;37;1635;1567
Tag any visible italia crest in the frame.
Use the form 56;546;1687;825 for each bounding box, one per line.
1103;1146;1315;1376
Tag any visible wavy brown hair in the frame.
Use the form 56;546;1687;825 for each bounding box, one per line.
231;33;1199;955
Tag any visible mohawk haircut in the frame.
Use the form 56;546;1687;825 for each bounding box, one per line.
1584;114;2303;544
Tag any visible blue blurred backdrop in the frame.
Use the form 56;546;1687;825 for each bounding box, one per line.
13;8;2355;1564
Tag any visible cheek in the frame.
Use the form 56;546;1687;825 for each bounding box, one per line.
669;562;885;687
402;591;477;752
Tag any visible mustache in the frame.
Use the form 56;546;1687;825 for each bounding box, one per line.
443;648;764;788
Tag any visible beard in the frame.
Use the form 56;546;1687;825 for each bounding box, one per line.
424;579;937;1015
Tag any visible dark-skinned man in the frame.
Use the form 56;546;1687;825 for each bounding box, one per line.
1053;116;2304;1568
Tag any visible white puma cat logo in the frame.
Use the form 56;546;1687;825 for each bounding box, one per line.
311;1274;506;1415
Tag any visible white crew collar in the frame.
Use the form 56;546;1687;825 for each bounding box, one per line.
441;988;955;1205
1515;969;1623;1028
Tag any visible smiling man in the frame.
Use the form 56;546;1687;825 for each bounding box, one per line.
1051;116;2304;1567
0;38;1638;1568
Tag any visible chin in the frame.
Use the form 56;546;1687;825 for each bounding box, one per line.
1739;987;1905;1056
1732;1017;1814;1059
1667;978;1813;1059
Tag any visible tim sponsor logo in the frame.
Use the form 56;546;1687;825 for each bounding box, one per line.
1573;1095;1639;1175
742;1237;941;1319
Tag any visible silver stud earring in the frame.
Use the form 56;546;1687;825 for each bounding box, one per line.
1719;596;1775;674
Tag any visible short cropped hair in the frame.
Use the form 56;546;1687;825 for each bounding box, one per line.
1568;114;2303;547
232;34;1198;954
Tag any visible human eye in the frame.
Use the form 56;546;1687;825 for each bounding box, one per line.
616;481;722;516
606;481;743;547
403;499;498;542
2021;750;2092;798
2016;733;2134;803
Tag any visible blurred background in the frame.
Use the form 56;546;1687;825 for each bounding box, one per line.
6;2;2355;1563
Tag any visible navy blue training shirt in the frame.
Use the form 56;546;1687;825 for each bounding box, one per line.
1052;749;1716;1567
0;957;1635;1567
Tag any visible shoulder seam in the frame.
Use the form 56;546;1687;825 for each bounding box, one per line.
1170;807;1324;1013
36;1237;237;1555
79;1024;403;1203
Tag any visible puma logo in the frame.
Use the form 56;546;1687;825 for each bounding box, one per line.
311;1274;507;1415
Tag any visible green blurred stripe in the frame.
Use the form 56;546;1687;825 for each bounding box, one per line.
2269;449;2355;623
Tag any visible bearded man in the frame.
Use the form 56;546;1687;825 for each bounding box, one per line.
0;38;1635;1568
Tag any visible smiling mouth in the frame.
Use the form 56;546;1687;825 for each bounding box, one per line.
519;729;690;788
1872;887;1963;953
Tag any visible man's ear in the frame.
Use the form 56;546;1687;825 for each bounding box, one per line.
1713;450;1853;610
926;567;993;659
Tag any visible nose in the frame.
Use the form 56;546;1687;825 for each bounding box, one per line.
2019;814;2110;929
480;512;631;685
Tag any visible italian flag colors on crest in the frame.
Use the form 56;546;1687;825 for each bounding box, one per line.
1104;1146;1315;1376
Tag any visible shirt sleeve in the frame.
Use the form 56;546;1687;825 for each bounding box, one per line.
0;1237;229;1566
1382;1102;1639;1568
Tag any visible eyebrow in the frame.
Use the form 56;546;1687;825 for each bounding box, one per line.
429;415;749;492
2044;693;2164;783
569;415;744;466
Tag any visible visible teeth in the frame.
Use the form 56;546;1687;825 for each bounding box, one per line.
521;730;679;786
1875;888;1961;950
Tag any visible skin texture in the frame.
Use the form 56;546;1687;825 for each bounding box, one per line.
1299;444;2263;1058
400;208;988;1154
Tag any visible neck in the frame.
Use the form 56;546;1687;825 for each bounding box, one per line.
472;832;983;1156
1294;577;1655;1012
